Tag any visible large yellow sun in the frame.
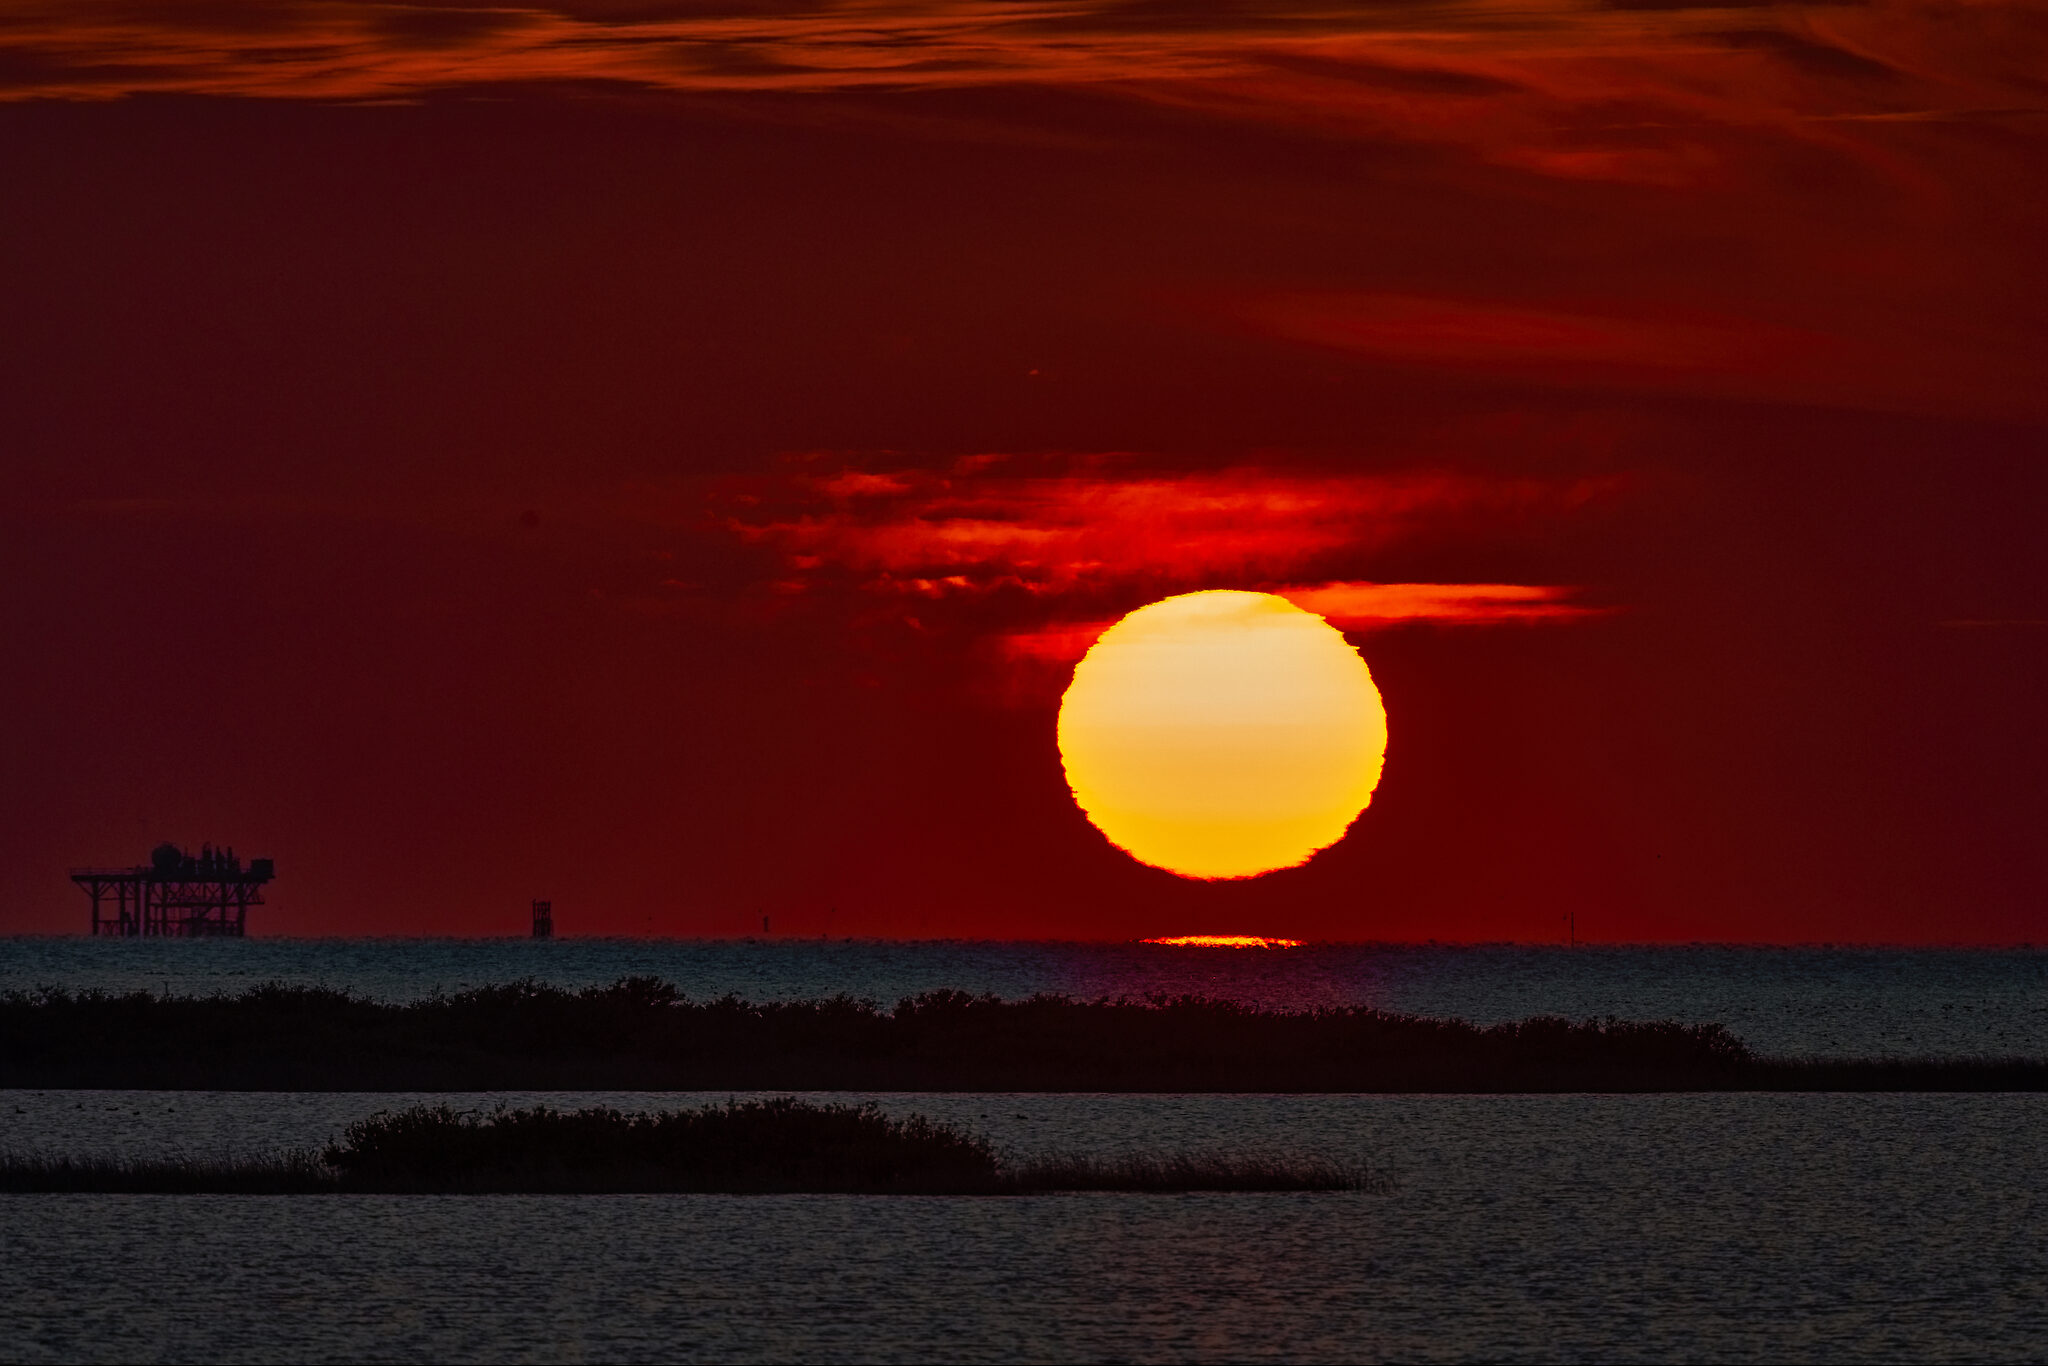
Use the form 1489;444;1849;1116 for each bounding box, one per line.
1057;590;1387;879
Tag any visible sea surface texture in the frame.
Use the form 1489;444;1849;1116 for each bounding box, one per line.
3;1091;2043;1363
6;941;2047;1361
4;938;2046;1058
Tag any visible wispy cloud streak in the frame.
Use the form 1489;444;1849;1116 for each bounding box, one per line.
694;455;1617;598
13;2;2042;423
658;455;1614;671
998;581;1599;664
4;0;2040;159
1283;580;1602;626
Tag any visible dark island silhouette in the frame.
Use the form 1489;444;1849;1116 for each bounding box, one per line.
0;1098;1371;1195
4;977;2041;1092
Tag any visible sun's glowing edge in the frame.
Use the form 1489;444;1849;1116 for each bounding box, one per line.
1140;935;1304;949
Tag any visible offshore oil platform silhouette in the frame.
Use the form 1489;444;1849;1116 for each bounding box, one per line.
70;843;275;937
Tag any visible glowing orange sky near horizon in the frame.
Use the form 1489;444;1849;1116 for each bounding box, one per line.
1058;591;1388;881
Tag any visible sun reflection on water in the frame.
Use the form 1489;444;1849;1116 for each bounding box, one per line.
1140;935;1303;949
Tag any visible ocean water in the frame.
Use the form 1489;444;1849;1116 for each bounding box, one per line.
4;937;2047;1059
3;1091;2044;1362
7;941;2047;1361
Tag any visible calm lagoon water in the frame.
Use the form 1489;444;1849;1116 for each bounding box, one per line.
3;1091;2045;1362
5;937;2048;1058
5;940;2046;1360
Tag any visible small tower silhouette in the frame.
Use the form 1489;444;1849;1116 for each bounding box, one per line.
531;899;554;940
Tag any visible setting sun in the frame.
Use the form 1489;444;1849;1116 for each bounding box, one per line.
1057;590;1388;879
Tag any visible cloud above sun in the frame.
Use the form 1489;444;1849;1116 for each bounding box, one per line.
630;454;1616;673
713;458;1614;591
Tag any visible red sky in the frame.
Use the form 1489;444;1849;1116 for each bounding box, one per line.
2;0;2045;941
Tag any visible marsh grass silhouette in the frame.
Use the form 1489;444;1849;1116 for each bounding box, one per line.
2;978;2040;1091
0;1151;331;1194
0;1100;1373;1194
325;1099;1000;1193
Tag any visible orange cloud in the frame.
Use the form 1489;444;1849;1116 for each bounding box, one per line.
999;619;1122;662
1220;290;1861;405
5;0;2036;160
11;3;2040;426
698;457;1619;601
655;455;1616;682
1235;293;1819;374
996;582;1600;664
1281;580;1602;627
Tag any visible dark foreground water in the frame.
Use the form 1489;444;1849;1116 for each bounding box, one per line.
3;1091;2044;1362
5;938;2048;1058
6;942;2046;1360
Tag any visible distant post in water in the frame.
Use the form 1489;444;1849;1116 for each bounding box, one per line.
532;899;554;940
